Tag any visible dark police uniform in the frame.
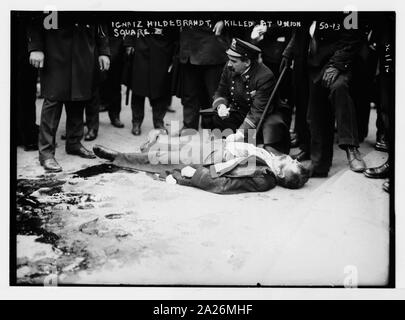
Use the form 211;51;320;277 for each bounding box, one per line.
211;39;291;154
27;13;110;162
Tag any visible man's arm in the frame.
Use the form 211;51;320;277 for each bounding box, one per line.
96;24;111;71
239;71;275;132
27;14;45;68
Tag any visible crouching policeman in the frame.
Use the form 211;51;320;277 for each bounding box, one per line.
211;38;291;154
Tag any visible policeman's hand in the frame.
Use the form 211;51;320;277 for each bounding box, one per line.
181;166;197;178
217;104;230;119
29;51;44;68
226;130;244;143
213;21;224;36
98;55;110;71
126;46;135;56
322;66;340;88
279;56;292;73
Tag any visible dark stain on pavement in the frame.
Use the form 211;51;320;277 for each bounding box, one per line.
72;163;138;179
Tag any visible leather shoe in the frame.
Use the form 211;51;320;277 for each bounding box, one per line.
382;179;389;193
41;158;62;172
375;138;388;152
291;149;310;162
346;146;366;172
93;145;118;161
110;118;124;128
84;129;98;141
154;123;168;133
364;161;389;179
132;123;141;136
66;146;96;159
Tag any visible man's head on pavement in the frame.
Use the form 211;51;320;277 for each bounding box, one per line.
273;155;310;189
226;38;261;75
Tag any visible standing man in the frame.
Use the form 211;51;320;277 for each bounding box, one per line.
211;38;291;154
306;14;366;176
28;13;110;172
124;27;176;136
179;22;229;131
98;29;126;129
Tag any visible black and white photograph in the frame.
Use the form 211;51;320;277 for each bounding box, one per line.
4;0;403;297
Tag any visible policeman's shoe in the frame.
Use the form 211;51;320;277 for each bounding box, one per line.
364;161;389;179
111;118;124;128
66;146;96;159
382;179;390;193
154;123;168;134
132;123;141;136
93;145;118;161
301;160;328;178
345;146;366;172
40;158;62;172
375;136;388;152
291;149;310;162
84;129;98;141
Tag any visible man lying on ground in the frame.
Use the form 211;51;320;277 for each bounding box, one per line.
92;130;309;194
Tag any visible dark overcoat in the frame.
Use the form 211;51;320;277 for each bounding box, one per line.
124;31;176;99
27;14;110;101
179;27;229;65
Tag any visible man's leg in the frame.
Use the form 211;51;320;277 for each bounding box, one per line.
329;72;365;172
18;62;38;150
84;90;99;140
65;101;85;152
292;57;311;154
38;99;63;162
262;110;291;155
107;38;124;127
330;73;359;148
211;113;243;134
181;63;204;130
131;95;145;135
307;80;334;175
150;95;168;130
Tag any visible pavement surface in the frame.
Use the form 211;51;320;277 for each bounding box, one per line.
15;91;390;286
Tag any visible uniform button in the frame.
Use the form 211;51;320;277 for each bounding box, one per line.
231;87;234;90
75;23;79;27
231;92;234;95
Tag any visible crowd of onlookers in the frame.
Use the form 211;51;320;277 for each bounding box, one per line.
12;12;394;192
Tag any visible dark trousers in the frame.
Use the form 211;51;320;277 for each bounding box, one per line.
84;90;100;131
39;99;87;161
99;38;124;120
211;112;245;133
14;62;38;146
292;58;311;152
181;63;224;130
307;72;359;173
131;95;168;128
